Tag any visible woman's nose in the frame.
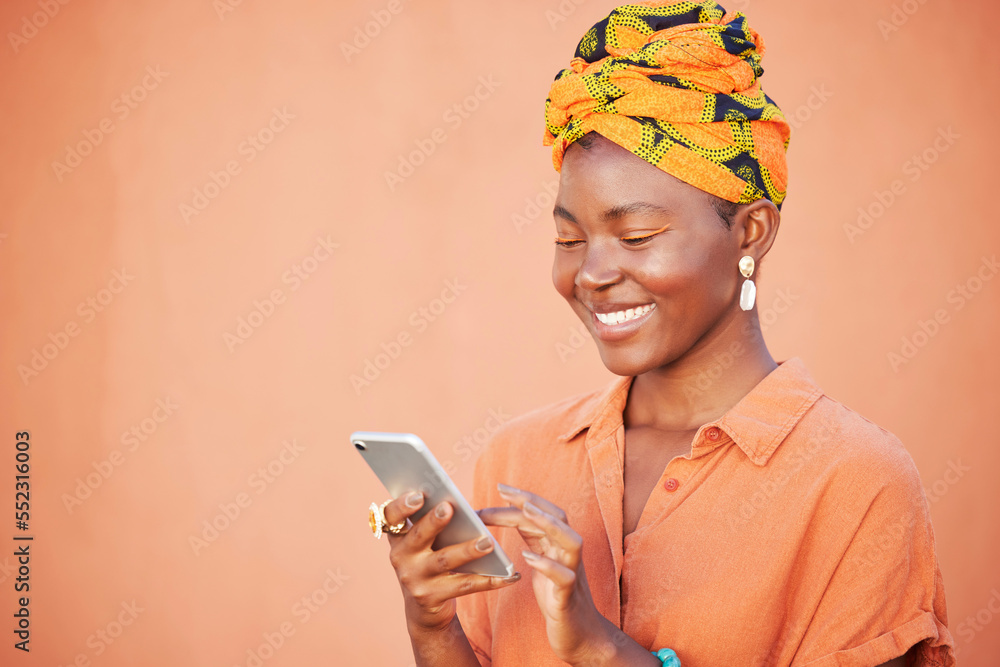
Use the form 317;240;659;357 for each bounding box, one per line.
576;244;624;292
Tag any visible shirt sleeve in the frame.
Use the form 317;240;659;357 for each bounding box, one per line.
794;440;956;667
456;444;497;667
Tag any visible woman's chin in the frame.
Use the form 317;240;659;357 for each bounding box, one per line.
596;348;664;378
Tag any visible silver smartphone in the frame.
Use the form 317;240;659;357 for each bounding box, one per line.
352;431;514;578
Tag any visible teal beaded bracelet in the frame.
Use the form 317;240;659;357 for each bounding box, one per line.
650;648;680;666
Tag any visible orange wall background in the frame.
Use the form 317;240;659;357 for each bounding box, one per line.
1;0;998;665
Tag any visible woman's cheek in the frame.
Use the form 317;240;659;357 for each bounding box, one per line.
632;256;690;299
551;255;580;302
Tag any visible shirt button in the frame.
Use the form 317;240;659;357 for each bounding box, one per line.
706;426;721;441
663;478;679;492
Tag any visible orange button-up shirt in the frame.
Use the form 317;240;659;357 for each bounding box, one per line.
457;358;955;666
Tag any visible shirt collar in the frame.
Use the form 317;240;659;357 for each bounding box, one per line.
556;357;824;466
556;374;632;444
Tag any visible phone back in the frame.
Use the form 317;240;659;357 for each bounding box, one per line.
352;431;513;577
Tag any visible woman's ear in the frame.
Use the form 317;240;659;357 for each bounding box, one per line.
737;199;781;260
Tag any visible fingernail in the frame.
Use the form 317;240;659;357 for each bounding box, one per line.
475;536;493;552
504;572;521;582
523;501;542;517
435;502;449;518
497;483;519;496
405;492;423;508
521;549;540;561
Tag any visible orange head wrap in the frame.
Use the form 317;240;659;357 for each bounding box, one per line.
544;1;790;207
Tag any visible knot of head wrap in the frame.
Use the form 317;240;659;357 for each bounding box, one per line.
543;1;790;208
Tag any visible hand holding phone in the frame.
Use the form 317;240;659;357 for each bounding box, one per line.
353;431;515;577
354;432;522;657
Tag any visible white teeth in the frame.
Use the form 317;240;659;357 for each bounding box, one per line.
595;304;654;326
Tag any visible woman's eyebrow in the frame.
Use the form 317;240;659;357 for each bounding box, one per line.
553;201;672;224
553;204;578;223
603;201;672;221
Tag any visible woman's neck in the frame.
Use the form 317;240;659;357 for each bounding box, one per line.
623;319;777;433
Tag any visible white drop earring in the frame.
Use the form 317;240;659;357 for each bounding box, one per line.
739;256;756;311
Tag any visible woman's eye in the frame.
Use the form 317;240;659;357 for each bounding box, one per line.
554;238;585;248
621;225;670;246
621;233;655;246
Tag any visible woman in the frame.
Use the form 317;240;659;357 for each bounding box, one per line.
371;2;956;665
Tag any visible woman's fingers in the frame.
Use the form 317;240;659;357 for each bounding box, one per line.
522;550;577;597
478;506;547;537
383;493;458;554
481;502;582;566
393;499;459;551
481;497;583;574
497;483;568;522
420;534;516;581
385;497;510;575
408;570;522;608
523;503;583;569
380;492;525;632
521;501;583;555
382;490;426;528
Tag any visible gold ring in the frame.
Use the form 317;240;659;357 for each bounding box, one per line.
368;499;407;539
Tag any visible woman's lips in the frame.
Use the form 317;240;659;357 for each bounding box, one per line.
588;303;656;341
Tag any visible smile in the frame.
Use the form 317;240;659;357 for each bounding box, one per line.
593;304;655;326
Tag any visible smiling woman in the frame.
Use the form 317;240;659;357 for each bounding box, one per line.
376;2;956;666
550;134;777;378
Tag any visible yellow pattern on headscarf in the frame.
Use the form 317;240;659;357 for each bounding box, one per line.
544;1;790;207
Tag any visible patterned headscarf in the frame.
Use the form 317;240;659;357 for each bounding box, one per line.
543;1;790;207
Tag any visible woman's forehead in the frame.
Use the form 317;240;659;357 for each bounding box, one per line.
560;139;719;213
